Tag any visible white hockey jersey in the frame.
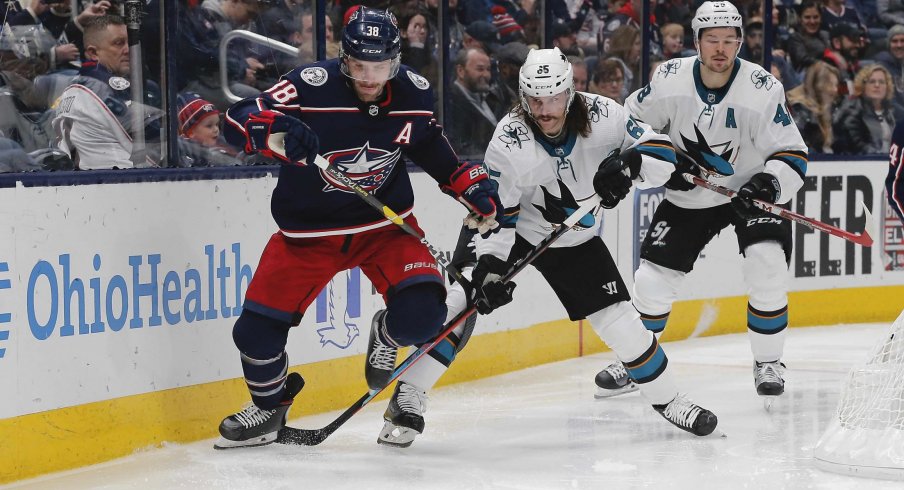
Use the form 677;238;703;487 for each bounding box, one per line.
624;57;808;209
476;92;676;261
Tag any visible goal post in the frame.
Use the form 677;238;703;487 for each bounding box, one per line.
814;309;904;480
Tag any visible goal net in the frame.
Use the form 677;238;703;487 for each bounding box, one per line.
814;309;904;480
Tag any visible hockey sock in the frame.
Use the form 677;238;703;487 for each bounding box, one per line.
588;301;677;405
383;283;447;346
747;304;787;362
232;310;292;409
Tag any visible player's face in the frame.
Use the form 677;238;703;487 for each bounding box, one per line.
345;56;393;101
698;27;740;74
526;92;568;136
189;115;221;147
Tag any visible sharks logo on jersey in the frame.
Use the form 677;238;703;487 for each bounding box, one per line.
321;143;402;192
586;95;609;122
531;180;596;231
499;121;530;150
680;124;737;177
659;59;681;77
750;69;774;91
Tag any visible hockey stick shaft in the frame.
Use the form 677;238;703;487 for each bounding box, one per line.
683;173;874;247
312;155;472;287
276;195;602;446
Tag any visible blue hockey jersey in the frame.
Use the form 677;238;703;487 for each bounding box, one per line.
889;122;904;225
224;59;460;236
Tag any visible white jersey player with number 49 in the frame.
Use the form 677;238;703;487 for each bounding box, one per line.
594;1;809;410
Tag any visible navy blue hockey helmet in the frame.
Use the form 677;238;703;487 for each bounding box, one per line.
340;6;402;81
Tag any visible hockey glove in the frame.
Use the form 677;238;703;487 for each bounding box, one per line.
442;162;502;234
593;148;639;209
732;172;780;220
470;254;516;315
244;110;319;165
664;152;701;191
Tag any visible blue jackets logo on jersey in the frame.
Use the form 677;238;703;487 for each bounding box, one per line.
321;143;402;192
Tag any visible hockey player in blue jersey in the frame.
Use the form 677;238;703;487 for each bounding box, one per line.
890;122;904;225
213;6;502;449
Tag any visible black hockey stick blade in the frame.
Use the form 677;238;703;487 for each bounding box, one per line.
276;195;602;446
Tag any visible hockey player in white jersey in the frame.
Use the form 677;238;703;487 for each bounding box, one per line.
377;47;720;448
593;1;808;408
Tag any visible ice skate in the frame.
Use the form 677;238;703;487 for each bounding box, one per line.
754;360;785;410
366;310;398;390
214;372;305;449
653;393;720;437
594;361;639;398
377;381;427;448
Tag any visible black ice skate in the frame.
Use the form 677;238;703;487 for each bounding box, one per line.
366;310;399;390
214;372;305;449
653;393;719;437
594;361;639;398
754;360;786;410
378;381;427;448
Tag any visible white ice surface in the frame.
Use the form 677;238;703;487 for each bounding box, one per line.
5;323;903;490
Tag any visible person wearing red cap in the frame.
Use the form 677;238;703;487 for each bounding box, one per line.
178;92;222;147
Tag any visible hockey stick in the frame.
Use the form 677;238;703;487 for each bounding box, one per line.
275;194;603;446
311;154;473;287
683;173;875;247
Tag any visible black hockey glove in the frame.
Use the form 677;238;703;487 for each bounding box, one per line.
593;148;640;209
731;172;780;220
470;255;516;315
244;110;319;165
664;152;701;191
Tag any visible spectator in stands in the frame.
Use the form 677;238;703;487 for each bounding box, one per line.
295;10;340;64
399;9;438;88
824;22;866;96
176;91;246;167
878;0;904;27
588;57;625;104
490;4;524;44
258;0;307;45
787;1;829;73
740;19;765;63
552;19;583;57
602;0;661;58
606;24;641;97
463;20;500;55
178;0;271;110
822;0;869;34
876;24;904;120
423;0;465;52
495;41;530;107
660;22;685;59
52;15;162;169
833;64;896;154
570;55;589;92
787;61;841;154
446;47;506;159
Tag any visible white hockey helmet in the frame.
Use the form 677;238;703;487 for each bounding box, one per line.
691;1;744;41
518;47;575;117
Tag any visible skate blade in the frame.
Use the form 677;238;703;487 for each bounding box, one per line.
377;421;420;448
213;432;278;450
594;383;639;399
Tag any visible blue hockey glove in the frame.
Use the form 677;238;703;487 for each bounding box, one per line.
244;110;319;165
593;148;639;209
470;255;516;315
664;152;701;191
732;172;780;219
442;162;502;233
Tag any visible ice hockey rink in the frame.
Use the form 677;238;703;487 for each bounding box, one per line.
3;322;903;490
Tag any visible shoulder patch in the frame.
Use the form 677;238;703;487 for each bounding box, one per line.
750;69;775;91
658;59;681;78
407;71;430;90
498;120;531;150
108;76;130;91
300;67;328;86
584;94;610;122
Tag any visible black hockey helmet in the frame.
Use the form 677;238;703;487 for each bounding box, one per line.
340;6;402;80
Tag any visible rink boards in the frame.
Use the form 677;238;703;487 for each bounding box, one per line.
0;160;902;484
